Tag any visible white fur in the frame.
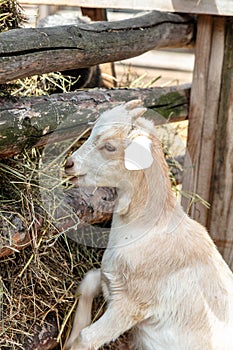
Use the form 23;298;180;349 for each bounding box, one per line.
65;100;233;350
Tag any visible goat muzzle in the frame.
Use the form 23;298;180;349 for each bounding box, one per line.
64;158;74;172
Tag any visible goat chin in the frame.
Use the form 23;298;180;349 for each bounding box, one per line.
65;101;233;350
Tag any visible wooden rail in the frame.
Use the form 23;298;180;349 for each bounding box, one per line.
19;0;233;16
0;11;194;84
0;85;190;158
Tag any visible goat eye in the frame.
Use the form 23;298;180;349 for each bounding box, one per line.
104;142;116;152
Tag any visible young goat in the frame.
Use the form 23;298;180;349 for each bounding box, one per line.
65;100;233;350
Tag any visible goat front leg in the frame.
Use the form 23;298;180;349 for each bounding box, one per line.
66;269;101;349
69;298;141;350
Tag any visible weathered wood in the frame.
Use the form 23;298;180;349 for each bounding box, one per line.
182;16;233;270
19;0;233;16
36;12;103;90
0;85;190;158
0;186;116;258
182;16;225;224
208;18;233;269
81;7;107;21
0;11;194;83
80;7;116;88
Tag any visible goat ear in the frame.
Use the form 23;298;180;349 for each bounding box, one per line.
124;135;153;170
124;100;147;120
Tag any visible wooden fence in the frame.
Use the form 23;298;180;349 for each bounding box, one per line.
1;1;233;269
19;0;233;16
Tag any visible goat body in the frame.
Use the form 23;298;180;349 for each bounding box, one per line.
65;100;233;350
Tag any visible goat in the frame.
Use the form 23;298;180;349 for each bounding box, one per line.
64;100;233;350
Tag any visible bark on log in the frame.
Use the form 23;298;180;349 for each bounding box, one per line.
80;7;116;88
0;186;116;258
0;11;195;83
0;85;190;158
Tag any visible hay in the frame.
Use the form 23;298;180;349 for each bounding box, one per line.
11;73;82;97
0;143;134;349
0;0;27;32
0;152;101;348
0;229;105;349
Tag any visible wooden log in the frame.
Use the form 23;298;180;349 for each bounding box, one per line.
208;18;233;269
37;11;103;90
0;85;190;158
0;186;116;258
0;11;195;83
80;7;116;88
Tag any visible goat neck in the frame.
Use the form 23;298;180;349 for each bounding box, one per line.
110;140;179;248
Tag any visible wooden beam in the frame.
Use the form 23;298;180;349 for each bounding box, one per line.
0;186;116;258
0;11;194;84
182;16;233;271
19;0;233;16
208;18;233;269
0;85;190;158
182;16;225;225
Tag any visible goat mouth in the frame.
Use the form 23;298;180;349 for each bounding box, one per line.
68;175;85;184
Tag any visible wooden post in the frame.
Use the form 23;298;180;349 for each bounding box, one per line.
81;7;107;21
208;18;233;267
182;16;233;269
182;15;225;223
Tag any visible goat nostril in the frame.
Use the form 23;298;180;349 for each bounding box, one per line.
65;158;74;169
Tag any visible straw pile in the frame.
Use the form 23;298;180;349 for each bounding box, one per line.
0;0;26;32
0;141;134;349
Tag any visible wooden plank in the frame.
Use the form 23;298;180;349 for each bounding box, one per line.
208;18;233;269
19;0;233;16
181;16;225;226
